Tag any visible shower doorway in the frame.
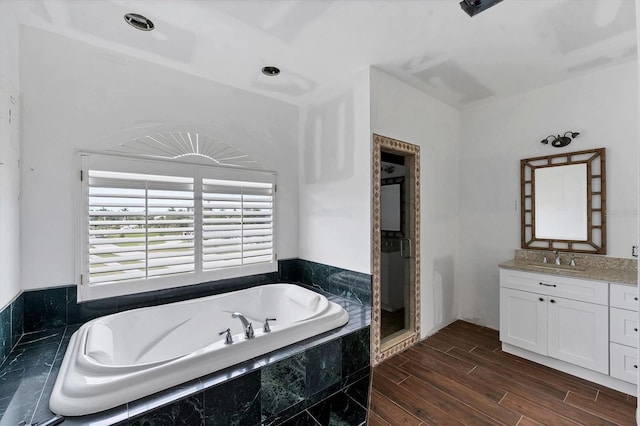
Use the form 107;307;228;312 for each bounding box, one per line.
371;134;420;366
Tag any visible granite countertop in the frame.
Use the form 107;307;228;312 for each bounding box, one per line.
499;250;638;286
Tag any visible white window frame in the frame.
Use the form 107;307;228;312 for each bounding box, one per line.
78;153;276;302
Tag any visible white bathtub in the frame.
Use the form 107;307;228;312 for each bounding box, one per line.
49;283;349;416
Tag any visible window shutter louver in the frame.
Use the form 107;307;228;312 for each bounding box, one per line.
88;171;195;284
202;179;274;270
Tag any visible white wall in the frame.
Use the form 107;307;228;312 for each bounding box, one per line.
20;27;299;290
0;2;21;308
298;69;372;274
370;68;461;337
457;61;639;329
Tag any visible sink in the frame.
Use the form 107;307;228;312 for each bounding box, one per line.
526;263;586;272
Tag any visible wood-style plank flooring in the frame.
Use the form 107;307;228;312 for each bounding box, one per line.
370;320;637;426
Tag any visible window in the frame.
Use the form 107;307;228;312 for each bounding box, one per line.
79;154;275;301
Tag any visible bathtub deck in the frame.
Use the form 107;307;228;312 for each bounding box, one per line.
0;292;370;426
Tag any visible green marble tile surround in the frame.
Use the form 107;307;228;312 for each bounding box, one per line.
1;260;372;425
0;295;370;425
279;259;372;306
0;292;24;366
3;258;371;341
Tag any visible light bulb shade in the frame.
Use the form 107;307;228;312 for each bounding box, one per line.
552;136;572;148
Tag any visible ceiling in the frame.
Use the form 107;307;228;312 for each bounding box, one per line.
11;0;638;107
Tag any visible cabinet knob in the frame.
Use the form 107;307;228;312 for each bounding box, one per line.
635;328;638;332
635;297;638;301
550;299;556;303
635;365;638;369
539;297;544;302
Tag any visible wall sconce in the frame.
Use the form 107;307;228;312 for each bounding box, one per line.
540;132;580;148
381;164;395;174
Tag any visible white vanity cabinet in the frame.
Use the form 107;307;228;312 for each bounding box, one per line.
500;269;609;374
500;287;548;355
609;283;638;384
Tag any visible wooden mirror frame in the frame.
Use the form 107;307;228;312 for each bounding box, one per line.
372;134;421;366
521;148;606;254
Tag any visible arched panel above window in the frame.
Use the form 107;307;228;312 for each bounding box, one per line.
105;131;261;169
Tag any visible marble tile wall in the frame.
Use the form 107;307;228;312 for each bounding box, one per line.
20;272;278;334
0;293;24;366
279;259;372;306
0;297;370;426
123;327;370;426
10;259;371;339
1;259;372;425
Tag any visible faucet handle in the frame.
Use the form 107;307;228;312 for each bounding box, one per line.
219;328;233;345
245;323;255;339
264;318;277;333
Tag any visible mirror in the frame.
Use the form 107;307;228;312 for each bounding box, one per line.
534;164;587;240
381;178;404;235
521;148;606;254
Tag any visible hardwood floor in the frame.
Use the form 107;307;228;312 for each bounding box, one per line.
369;320;637;426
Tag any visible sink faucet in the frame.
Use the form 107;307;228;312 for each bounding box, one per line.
232;312;255;339
554;250;561;265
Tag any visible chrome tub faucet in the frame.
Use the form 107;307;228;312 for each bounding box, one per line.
232;312;255;339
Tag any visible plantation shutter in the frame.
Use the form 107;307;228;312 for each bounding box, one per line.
202;178;274;270
87;170;195;284
80;153;277;302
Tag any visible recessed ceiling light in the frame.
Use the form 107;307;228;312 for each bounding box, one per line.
124;13;155;31
262;66;281;76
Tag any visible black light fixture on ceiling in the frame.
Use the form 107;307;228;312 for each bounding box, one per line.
459;0;504;17
540;132;580;148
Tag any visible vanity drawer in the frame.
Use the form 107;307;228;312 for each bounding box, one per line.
500;269;608;305
610;342;638;384
610;284;638;311
610;307;639;348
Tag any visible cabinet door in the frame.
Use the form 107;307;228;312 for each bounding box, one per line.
548;297;608;374
610;342;638;384
500;288;547;355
